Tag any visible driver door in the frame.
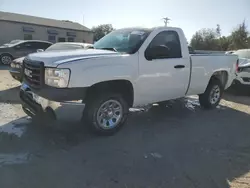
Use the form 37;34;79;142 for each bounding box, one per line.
136;30;190;104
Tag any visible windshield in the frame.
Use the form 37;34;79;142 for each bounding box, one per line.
93;28;152;54
234;50;250;59
46;43;83;51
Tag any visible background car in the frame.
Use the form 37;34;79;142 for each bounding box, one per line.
225;50;236;54
44;42;93;51
233;49;250;86
9;42;93;82
0;40;52;65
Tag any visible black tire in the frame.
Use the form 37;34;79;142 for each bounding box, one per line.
0;54;13;65
83;92;129;136
199;78;223;109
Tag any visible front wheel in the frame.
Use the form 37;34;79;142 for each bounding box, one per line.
83;93;129;135
0;54;13;65
199;78;223;109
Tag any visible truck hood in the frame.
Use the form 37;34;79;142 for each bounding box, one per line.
27;49;119;67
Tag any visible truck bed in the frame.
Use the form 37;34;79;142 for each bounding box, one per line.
186;54;238;96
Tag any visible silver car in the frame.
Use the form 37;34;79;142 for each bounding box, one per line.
9;42;93;82
0;40;52;65
233;49;250;86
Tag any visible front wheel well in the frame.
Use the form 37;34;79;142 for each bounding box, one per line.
210;71;228;89
0;53;13;58
84;80;134;107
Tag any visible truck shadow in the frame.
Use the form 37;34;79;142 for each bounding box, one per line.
0;98;250;187
0;65;11;71
223;92;250;106
0;86;21;104
226;84;250;96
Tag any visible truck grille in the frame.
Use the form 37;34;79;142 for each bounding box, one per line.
23;59;44;88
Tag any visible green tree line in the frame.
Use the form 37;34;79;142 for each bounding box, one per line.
190;21;250;51
91;22;250;51
91;24;114;42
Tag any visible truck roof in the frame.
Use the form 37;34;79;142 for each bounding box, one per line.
152;26;182;30
118;26;181;31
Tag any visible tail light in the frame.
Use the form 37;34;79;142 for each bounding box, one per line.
236;59;239;72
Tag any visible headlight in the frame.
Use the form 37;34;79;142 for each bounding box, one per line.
11;62;21;68
45;68;70;88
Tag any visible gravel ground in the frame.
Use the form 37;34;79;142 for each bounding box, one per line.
1;66;250;188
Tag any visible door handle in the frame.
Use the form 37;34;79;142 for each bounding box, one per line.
174;65;185;69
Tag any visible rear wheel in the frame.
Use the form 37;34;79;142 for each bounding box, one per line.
83;92;129;135
199;78;223;109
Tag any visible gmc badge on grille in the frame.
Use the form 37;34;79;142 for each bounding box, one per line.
24;68;32;78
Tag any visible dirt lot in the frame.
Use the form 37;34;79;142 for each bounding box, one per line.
1;66;250;188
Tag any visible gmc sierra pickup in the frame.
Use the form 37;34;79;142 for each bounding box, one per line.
20;26;238;135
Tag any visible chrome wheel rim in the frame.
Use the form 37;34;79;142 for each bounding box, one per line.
1;56;12;65
209;85;220;104
97;99;123;129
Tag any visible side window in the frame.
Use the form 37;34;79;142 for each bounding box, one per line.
14;43;26;50
23;42;50;50
14;42;32;50
35;42;51;50
21;42;32;49
43;42;52;49
145;31;182;60
25;42;38;50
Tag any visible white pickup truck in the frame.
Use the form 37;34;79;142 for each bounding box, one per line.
20;26;238;135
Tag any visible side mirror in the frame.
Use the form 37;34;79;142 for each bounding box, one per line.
145;45;169;60
37;49;44;52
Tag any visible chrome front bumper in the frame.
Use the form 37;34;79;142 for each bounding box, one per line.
20;83;85;122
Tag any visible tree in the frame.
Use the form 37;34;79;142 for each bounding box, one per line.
190;31;203;49
191;21;250;51
190;28;220;50
91;24;114;42
216;24;221;38
230;21;249;50
218;36;231;51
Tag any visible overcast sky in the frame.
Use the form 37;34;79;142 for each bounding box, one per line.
1;0;249;41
